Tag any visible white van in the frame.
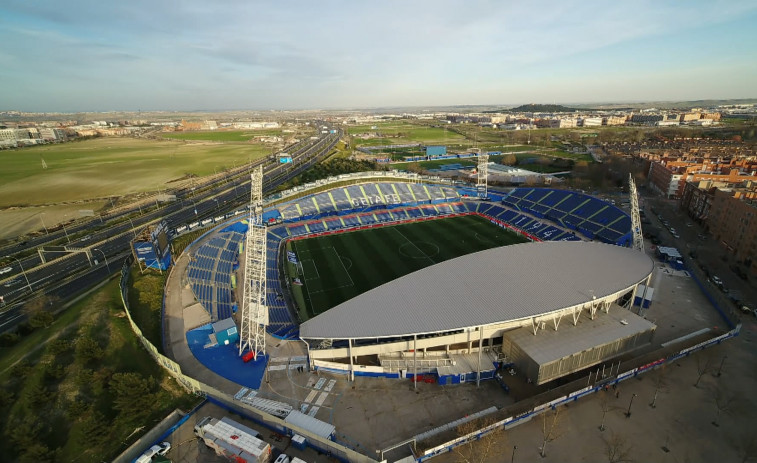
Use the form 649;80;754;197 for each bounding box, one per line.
134;442;171;463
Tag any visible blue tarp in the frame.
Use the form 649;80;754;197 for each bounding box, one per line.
220;221;249;234
186;324;267;389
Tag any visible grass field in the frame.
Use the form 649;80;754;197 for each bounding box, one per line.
0;137;272;208
348;121;466;147
161;128;297;142
286;214;528;321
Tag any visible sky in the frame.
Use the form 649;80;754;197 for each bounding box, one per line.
1;0;756;112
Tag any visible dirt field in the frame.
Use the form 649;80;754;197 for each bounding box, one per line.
0;202;107;241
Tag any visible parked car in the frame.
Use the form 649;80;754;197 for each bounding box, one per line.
0;266;12;275
711;275;723;288
135;442;171;463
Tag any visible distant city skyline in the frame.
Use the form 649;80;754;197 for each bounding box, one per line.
1;0;756;113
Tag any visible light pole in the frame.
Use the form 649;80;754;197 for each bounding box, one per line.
94;248;110;273
11;256;33;294
126;217;137;238
625;393;637;418
61;221;71;244
39;213;48;235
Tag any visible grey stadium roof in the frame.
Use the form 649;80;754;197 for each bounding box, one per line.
299;241;654;340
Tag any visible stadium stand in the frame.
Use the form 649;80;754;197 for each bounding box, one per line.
499;188;631;245
186;231;245;322
277;182;460;221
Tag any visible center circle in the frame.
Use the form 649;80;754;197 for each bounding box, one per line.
398;241;440;259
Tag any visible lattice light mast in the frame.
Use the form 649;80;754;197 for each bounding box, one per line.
477;152;489;199
239;166;268;358
629;173;644;253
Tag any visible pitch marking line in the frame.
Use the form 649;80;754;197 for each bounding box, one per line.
330;247;355;287
393;227;437;264
300;259;320;280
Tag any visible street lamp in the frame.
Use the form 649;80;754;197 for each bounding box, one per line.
126;217;137;238
61;221;71;244
625;393;637;418
11;256;33;294
511;445;517;463
39;213;48;235
93;248;110;273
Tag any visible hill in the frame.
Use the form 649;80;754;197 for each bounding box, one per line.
506;104;578;113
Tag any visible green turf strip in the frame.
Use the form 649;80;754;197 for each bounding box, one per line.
287;214;528;320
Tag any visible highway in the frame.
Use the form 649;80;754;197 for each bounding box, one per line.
0;123;340;330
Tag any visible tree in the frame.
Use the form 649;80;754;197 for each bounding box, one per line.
452;419;504;463
598;393;619;431
539;408;563;458
649;366;668;408
75;335;104;363
110;372;156;420
23;295;59;329
78;410;111;448
734;431;757;463
501;153;517;166
711;387;737;427
8;416;43;454
603;430;633;463
694;354;712;388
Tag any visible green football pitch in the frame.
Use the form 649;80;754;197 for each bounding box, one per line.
285;214;528;322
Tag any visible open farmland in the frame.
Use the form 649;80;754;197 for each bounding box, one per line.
161;127;311;142
348;121;467;147
0;137;271;208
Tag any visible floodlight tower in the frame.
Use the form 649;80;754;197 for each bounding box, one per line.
477;151;489;199
239;166;268;358
629;173;644;252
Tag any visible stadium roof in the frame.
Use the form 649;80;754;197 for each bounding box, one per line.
299;241;654;340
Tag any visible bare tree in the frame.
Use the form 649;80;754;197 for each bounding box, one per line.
453;419;504;463
539;408;563;458
604;430;633;463
598;393;619;432
734;431;757;463
693;354;712;388
711;387;737;427
649;366;668;408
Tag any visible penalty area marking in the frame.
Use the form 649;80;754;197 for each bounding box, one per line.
340;256;353;271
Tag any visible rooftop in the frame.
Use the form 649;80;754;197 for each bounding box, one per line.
300;241;654;340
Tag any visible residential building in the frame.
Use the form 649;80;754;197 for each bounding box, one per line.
708;188;757;274
0;128;17;147
604;115;627;126
680;112;702;122
582;117;603;127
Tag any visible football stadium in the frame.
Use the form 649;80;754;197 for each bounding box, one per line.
179;171;656;387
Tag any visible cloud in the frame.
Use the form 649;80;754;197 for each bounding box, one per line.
1;0;756;111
